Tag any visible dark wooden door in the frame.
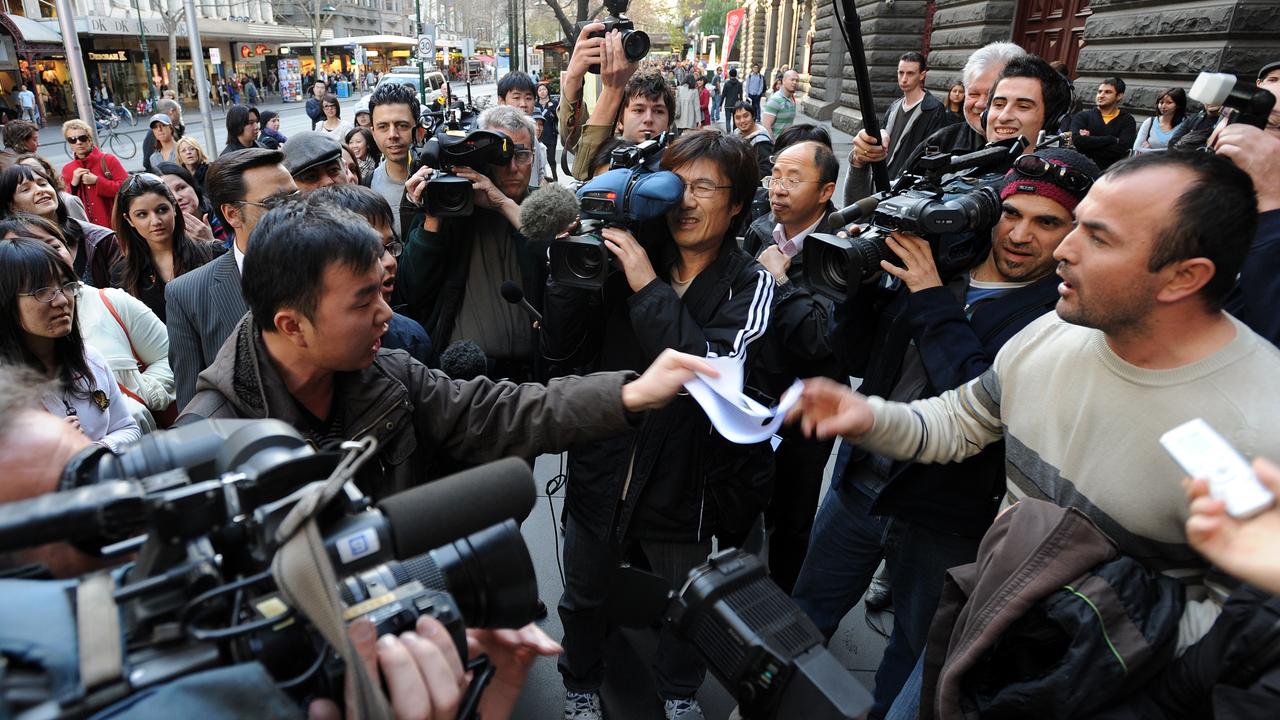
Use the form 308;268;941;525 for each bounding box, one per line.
1012;0;1091;77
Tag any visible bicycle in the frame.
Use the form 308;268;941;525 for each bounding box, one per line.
64;114;138;161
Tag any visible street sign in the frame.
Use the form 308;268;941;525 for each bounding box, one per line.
418;24;436;61
209;47;221;65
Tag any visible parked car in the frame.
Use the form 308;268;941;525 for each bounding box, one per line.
364;69;448;104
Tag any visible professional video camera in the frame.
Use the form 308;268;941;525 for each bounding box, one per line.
804;139;1028;303
0;420;540;719
1189;70;1277;132
611;525;873;719
549;164;684;290
547;131;681;289
575;0;650;74
415;128;514;217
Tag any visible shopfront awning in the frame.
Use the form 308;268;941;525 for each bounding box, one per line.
1;13;63;48
279;34;416;49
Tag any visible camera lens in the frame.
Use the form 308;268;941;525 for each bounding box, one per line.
620;30;651;62
566;243;606;280
818;245;849;296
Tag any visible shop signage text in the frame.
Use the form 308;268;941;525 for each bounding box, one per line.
87;50;131;62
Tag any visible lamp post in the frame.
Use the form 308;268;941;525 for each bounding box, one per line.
131;0;157;102
416;0;426;108
54;0;93;125
182;0;219;157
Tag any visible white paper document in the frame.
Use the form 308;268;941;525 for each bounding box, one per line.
682;356;804;444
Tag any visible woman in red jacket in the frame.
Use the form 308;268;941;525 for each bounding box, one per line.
60;118;127;228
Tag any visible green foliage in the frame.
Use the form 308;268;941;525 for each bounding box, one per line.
698;0;741;40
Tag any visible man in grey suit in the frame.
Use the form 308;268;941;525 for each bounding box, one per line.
166;148;299;409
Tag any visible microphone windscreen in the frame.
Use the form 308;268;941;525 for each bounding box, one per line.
438;340;489;381
376;457;536;558
500;280;524;305
1189;72;1236;106
518;182;580;242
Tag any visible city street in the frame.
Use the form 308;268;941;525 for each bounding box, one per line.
32;79;877;718
35;81;500;173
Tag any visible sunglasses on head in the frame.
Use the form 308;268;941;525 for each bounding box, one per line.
1011;154;1094;194
66;135;91;144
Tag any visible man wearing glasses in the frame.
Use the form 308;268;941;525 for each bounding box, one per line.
165;148;299;408
541;131;774;720
787;146;1101;717
398;105;542;382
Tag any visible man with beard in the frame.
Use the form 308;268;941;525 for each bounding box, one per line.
789;150;1280;718
790;147;1101;718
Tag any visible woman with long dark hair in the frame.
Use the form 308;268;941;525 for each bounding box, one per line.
110;173;224;321
0;214;174;431
156;161;228;245
0;237;140;450
345;126;380;180
0;164;119;288
16;152;88;222
1134;87;1187;154
222;104;260;154
314;93;354;140
535;82;559;181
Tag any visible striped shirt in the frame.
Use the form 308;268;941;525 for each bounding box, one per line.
763;91;796;133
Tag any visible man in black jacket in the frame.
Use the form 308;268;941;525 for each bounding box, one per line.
842;52;954;203
792;147;1101;719
543;132;774;720
1070;77;1138;170
720;67;743;134
741;139;846;593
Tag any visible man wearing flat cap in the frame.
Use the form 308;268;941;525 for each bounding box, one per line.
282;130;352;192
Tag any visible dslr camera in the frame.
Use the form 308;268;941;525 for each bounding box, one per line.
575;0;650;74
416;128;514;217
804;141;1027;302
550;166;684;290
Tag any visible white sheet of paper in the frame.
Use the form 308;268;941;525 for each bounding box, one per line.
682;356;804;444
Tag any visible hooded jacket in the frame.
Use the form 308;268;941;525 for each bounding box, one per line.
180;314;638;500
542;233;776;544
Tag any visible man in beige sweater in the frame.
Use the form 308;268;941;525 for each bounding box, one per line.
789;150;1280;658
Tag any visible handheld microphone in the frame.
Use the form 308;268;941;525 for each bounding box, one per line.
500;280;542;324
376;456;537;558
518;182;580;242
827;195;881;230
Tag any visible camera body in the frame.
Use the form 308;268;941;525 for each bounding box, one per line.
805;148;1010;303
416;129;514;217
575;0;650;74
550;166;684;289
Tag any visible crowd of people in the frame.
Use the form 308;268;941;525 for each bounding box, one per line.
0;20;1278;720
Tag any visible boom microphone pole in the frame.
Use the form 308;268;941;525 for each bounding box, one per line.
835;0;890;193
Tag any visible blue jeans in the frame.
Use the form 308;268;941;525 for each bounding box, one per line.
885;652;925;720
791;478;980;719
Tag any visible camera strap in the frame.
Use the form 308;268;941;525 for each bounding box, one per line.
270;437;392;720
76;572;123;690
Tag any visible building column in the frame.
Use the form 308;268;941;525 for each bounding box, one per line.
800;0;846;121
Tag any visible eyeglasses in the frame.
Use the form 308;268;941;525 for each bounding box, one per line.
761;176;824;192
682;178;733;199
511;148;535;167
1011;155;1094;194
66;135;92;145
22;281;81;303
239;189;302;209
383;239;404;258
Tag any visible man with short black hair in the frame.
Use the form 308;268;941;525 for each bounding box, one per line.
746;63;766;120
180;200;712;501
496;71;537;115
1070;76;1137;170
305;79;327;127
166;148;298;408
720;67;743;133
0;119;37;169
791;151;1280;718
283;130;352;192
367;81;421;235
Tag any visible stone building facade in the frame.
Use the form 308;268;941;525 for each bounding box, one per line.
738;0;1280;135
